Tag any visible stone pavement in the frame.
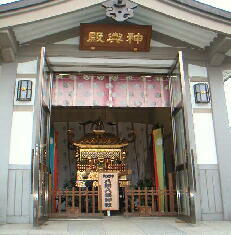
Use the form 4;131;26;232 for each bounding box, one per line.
1;217;231;235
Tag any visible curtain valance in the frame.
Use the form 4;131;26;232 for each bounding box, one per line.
52;74;170;107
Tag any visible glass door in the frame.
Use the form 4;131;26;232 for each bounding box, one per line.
169;51;196;223
32;47;53;226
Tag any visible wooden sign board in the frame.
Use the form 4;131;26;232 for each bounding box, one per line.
98;172;119;211
80;23;152;52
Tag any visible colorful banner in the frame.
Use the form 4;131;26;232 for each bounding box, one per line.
49;127;54;176
152;128;166;212
53;131;59;192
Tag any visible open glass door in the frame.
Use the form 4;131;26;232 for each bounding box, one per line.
32;47;53;226
169;51;196;223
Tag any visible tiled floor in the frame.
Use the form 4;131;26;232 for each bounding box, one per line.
1;217;231;235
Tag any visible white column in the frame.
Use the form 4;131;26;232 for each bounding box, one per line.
0;62;17;223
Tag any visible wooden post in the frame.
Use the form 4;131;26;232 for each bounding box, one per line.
72;187;75;210
145;187;148;207
58;190;61;214
125;187;128;216
164;190;168;213
138;187;141;209
131;188;134;213
65;188;68;211
168;173;175;212
53;190;56;213
98;185;102;214
92;187;95;214
86;187;89;213
151;187;155;212
78;188;82;215
157;187;161;213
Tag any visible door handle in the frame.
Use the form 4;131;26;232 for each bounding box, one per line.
190;149;197;192
31;148;35;193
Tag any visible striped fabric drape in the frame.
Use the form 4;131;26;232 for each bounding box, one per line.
52;74;170;107
152;128;166;212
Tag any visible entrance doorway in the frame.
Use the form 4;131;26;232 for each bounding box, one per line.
31;48;197;225
50;106;176;217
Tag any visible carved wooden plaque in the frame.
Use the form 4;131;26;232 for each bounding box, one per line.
98;172;119;211
79;23;152;52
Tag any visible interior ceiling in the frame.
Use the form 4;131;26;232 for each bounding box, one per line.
51;107;173;144
48;57;175;73
51;107;172;128
13;3;217;48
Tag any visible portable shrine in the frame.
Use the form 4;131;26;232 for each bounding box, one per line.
73;122;131;188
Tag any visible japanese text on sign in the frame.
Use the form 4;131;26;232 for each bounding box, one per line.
99;173;119;211
104;175;113;208
87;32;144;45
80;24;152;52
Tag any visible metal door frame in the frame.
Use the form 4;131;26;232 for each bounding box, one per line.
169;51;197;223
38;51;197;223
32;47;53;226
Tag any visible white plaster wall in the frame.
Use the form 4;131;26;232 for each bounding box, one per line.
6;60;38;224
8;60;37;165
17;60;37;74
9;111;34;165
188;64;208;78
193;112;217;164
0;62;17;224
188;64;218;165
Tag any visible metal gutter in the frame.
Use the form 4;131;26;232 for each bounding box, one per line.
173;0;231;20
0;0;49;13
0;0;230;22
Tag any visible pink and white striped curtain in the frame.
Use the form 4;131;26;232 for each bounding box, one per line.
52;74;170;107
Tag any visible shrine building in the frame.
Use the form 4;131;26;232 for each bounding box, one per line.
0;0;231;225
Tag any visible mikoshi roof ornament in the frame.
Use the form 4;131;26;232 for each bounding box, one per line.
102;0;138;22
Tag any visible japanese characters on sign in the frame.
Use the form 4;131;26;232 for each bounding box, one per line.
99;173;119;211
80;24;152;52
87;32;143;45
